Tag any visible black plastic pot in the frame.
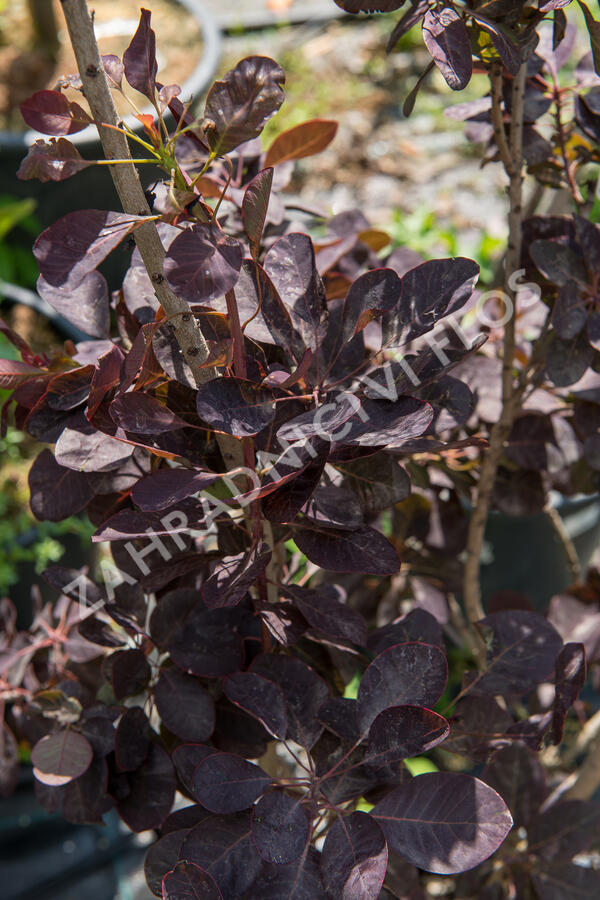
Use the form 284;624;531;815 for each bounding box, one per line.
479;494;600;612
0;0;221;232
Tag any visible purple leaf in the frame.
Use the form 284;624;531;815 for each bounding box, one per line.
387;1;430;53
162;806;212;835
203;545;272;608
251;653;328;748
321;812;387;900
444;696;513;758
293;524;401;576
118;744;176;833
368;609;443;655
20;90;92;135
302;485;363;530
552;280;587;339
155;669;215;742
340;397;433;448
123;9;158;101
318;697;361;742
223;672;288;739
109;648;151;699
150;589;201;650
383;257;479;347
357;642;448;732
339;454;410;515
110;392;189;434
37;270;110;338
546;331;595;387
115;707;152;772
163;224;243;303
473;610;563;695
277;394;360;442
196;377;275;437
422;8;473;90
240;847;325;899
471;13;521;74
242;168;273;259
172;744;215;795
55;421;133;472
482;743;546;828
552;642;586;743
29;449;99;521
533;864;600;900
264;233;328;351
230;260;302;352
372;773;512;874
132;467;218;512
192;752;270;814
146;833;189;898
162;861;223;900
251;791;309;864
17;138;93;182
528;799;600;861
261;445;329;522
0;724;19;797
283;584;368;645
203;56;285;156
102;54;124;87
92;503;204;542
31;730;93;786
34;210;145;289
169;607;245;677
180;812;262;897
366;706;449;767
340;268;401;345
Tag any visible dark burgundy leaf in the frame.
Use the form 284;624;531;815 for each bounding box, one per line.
172;744;215;794
530;239;588;286
252;791;309;864
338;454;410;515
118;744;176;832
132;467;218;512
17;138;92;182
357;642;448;732
368;611;443;657
102;53;124;87
250;653;328;749
264;233;328;351
387;1;430;53
223;672;288;739
588;312;600;351
155;669;215;742
162;806;212;835
302;485;363;530
471;13;521;74
240;847;325;899
0;357;42;389
422;8;472;90
532;864;600;900
180;812;262;897
55;421;133;473
110;392;189;434
259;602;307;647
31;730;93;786
36;756;113;825
473;610;563;695
293;524;401;576
318;697;361;742
579;1;600;77
340;268;401;345
92;503;205;542
383;258;479;347
34;210;144;289
203;545;272;609
283;584;368;645
145;831;187;897
242;168;273;259
20;90;92;135
29;449;98;521
546;332;595;387
149;589;201;650
162;861;223;900
574;214;600;271
277;394;360;442
552;280;587;339
265;119;338;167
230;260;302;352
192;752;270;814
123;9;158;101
164;224;243;303
37;270;110;339
109;648;151;699
528;799;600;860
321;812;387;900
170;607;245;677
203;57;285;156
366;706;449;767
372;773;512;874
340;397;433;448
482;742;546;828
262;447;329;522
552;642;586;743
445;696;514;758
196;377;275;437
115;707;152;772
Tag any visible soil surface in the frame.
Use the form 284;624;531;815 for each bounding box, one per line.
0;0;203;131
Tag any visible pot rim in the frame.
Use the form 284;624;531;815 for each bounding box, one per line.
0;0;222;151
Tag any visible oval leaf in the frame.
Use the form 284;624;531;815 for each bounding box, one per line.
192;752;271;813
366;706;449;767
422;8;473;90
223;672;288;739
20;90;92;135
321;811;387;900
162;861;223;900
265;119;338;167
372;773;513;874
252;791;309;864
31;730;93;786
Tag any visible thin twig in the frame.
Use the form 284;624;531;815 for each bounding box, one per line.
463;63;527;649
545;502;582;584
